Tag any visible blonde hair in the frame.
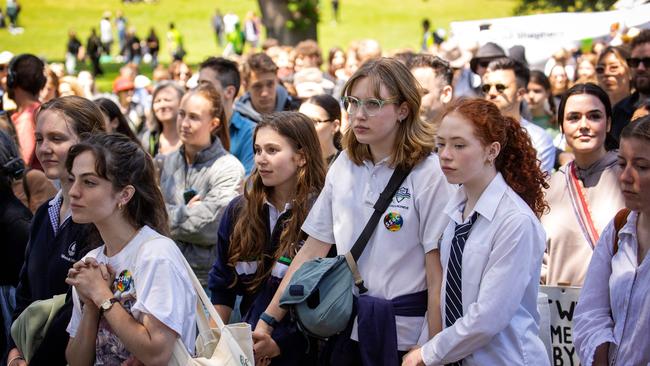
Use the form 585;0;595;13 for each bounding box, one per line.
341;57;435;168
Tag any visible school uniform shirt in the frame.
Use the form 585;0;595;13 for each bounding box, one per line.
302;151;453;351
67;226;196;364
11;190;101;364
420;173;549;366
574;211;650;366
209;196;315;365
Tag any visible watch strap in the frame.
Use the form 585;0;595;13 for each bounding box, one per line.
100;297;119;314
260;312;278;328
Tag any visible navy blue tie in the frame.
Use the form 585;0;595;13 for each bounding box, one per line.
445;211;479;366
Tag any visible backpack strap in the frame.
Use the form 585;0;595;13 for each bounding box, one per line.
348;165;413;294
612;208;631;254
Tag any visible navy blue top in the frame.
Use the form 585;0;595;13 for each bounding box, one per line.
10;196;100;358
208;195;313;365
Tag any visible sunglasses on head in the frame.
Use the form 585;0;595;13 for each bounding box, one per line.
627;57;650;69
481;83;507;93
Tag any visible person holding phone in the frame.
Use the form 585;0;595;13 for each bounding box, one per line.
159;83;245;287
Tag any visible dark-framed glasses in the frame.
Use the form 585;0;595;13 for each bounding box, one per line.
481;83;507;94
627;57;650;69
341;95;399;117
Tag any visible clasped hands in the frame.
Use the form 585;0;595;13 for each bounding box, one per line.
65;257;115;309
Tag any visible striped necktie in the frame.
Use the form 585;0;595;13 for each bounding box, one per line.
444;211;479;366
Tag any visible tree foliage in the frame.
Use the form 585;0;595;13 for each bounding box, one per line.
258;0;319;45
514;0;617;14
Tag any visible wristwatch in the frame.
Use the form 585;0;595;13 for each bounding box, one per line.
99;297;119;314
260;312;279;328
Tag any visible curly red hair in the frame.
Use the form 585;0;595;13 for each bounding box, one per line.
442;98;549;217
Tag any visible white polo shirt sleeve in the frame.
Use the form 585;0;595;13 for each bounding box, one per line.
302;167;336;244
416;160;455;253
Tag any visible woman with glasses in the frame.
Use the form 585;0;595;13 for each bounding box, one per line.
298;94;342;166
574;115;650;366
596;46;631;107
541;83;625;287
252;57;454;366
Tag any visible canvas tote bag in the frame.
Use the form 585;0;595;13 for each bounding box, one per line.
169;254;254;366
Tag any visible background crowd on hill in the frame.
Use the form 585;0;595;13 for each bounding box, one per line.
0;5;649;366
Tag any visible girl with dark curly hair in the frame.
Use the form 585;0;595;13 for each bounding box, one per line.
403;98;549;366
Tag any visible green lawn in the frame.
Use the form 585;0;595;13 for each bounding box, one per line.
0;0;517;91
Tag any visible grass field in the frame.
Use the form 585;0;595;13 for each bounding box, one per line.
0;0;518;91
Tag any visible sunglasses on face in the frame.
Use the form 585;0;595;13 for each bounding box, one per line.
595;63;622;75
627;57;650;69
481;83;507;94
478;59;492;68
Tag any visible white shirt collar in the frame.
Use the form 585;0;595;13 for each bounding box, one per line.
444;173;508;224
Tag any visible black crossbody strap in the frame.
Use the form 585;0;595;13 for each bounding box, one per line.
348;165;413;293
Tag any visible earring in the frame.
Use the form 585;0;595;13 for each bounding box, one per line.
118;202;123;210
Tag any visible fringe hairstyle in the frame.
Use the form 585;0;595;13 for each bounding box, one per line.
442;98;549;217
341;57;436;169
228;112;326;292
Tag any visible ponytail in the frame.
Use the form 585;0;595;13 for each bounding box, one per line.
497;115;549;217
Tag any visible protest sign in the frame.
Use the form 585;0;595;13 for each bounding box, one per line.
540;286;581;366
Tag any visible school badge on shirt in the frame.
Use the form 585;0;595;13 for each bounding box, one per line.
384;212;403;232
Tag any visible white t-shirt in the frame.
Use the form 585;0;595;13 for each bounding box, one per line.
302;151;454;350
67;226;196;364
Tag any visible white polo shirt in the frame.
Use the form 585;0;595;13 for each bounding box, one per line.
302;150;454;350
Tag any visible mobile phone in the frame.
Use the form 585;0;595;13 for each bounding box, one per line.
183;188;197;204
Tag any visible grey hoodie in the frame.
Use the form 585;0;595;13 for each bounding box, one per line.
159;137;244;285
233;84;296;123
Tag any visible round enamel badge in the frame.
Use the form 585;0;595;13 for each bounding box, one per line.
383;212;403;232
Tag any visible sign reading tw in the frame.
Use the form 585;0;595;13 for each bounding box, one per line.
540;286;581;366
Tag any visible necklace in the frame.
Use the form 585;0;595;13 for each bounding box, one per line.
104;227;142;257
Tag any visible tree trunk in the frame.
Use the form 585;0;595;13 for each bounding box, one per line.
257;0;318;46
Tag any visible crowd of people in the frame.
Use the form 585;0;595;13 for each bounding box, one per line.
0;9;649;366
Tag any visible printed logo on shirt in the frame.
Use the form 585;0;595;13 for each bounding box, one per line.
60;241;78;263
114;269;134;297
383;211;403;232
67;241;77;257
394;187;411;203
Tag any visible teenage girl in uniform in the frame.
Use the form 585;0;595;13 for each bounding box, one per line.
254;57;454;366
208;111;327;365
